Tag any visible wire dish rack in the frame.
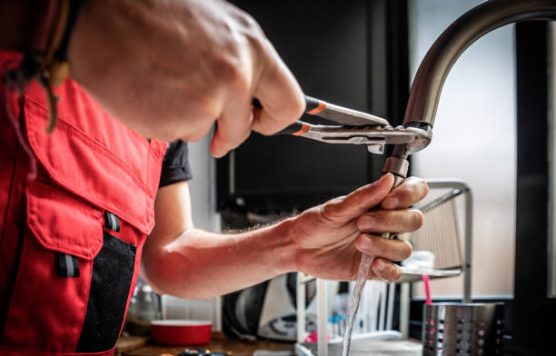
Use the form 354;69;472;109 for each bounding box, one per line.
295;179;473;356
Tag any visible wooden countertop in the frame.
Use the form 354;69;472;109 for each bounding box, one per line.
117;333;295;356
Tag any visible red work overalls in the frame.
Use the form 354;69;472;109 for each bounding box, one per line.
0;51;168;355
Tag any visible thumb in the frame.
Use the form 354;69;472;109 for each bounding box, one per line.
320;174;395;223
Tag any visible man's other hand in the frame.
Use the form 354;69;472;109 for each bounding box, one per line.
288;174;429;282
69;0;304;155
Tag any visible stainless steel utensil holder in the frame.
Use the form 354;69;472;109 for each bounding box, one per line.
422;303;504;356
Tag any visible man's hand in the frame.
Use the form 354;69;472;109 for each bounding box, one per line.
143;175;427;299
289;174;428;282
69;0;304;156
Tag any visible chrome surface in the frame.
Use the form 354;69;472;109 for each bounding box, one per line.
405;0;556;130
321;101;389;127
397;0;555;297
423;303;505;356
382;156;410;178
299;124;432;155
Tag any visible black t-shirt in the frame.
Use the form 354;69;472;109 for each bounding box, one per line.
159;140;193;187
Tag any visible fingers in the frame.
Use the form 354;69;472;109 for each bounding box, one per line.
357;209;424;234
251;42;305;136
210;93;253;158
355;234;413;262
370;258;402;281
211;39;304;156
355;234;409;282
381;176;429;210
320;174;395;223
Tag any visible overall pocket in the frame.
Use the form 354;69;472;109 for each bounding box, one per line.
2;180;139;353
3;180;103;352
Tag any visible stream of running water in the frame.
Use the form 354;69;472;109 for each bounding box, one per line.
341;254;373;356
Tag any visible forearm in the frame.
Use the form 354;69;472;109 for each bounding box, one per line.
142;220;297;299
144;175;429;298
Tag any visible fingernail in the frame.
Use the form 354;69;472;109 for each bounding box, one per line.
384;173;395;182
382;197;398;209
374;174;391;186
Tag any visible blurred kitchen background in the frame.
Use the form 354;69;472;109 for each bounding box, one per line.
140;0;556;354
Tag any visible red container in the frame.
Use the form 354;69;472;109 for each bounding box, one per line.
151;320;212;346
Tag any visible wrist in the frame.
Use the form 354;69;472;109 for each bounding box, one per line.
259;217;298;275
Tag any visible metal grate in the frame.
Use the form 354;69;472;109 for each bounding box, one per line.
408;189;464;270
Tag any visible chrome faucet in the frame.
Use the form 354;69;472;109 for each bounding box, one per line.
401;0;556;153
384;0;556;181
378;0;556;339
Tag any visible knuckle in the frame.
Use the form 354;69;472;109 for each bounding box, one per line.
210;55;251;92
377;238;390;256
326;196;345;207
356;216;370;231
365;236;380;254
320;198;342;221
376;237;396;258
378;211;389;225
386;213;398;231
240;13;263;33
213;57;243;83
246;32;268;61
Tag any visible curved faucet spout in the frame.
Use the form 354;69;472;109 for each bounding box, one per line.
405;0;556;132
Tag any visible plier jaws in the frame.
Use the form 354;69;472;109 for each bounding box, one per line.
280;121;432;154
256;96;432;154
